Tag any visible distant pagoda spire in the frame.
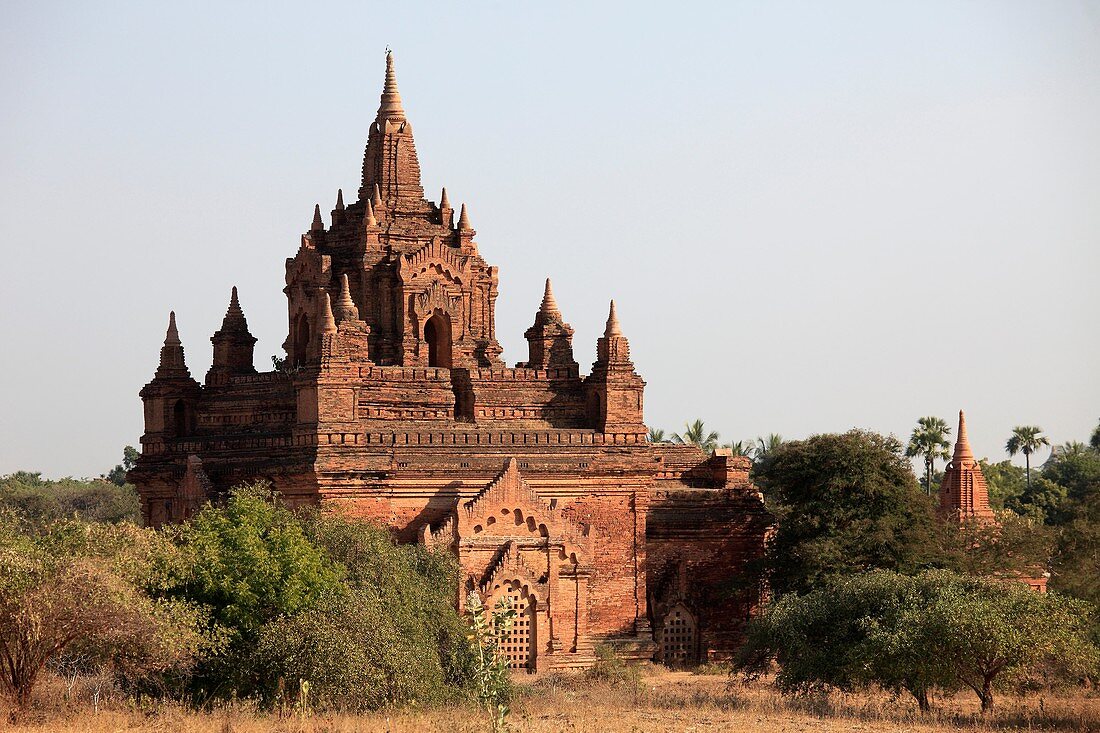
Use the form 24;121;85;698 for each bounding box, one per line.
335;188;345;212
156;311;190;378
457;203;472;230
311;204;324;232
938;410;995;522
953;409;975;463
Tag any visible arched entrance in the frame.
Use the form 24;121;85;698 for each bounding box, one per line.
293;313;311;367
423;312;453;368
657;603;697;665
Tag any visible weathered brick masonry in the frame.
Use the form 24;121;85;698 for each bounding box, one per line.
130;52;770;670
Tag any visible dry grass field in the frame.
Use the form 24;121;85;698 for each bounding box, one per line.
4;668;1099;733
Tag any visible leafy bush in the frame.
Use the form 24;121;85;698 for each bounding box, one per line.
253;512;478;710
0;512;209;712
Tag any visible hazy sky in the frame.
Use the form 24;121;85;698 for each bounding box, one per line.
1;1;1098;478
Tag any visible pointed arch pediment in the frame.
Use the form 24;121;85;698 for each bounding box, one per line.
459;458;593;563
479;540;545;598
399;239;469;285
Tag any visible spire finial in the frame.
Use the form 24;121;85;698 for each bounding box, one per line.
311;204;324;232
953;410;974;463
377;49;405;120
372;183;383;212
364;199;378;227
335;188;345;212
156;311;189;377
457;203;471;231
604;300;623;338
334;273;360;322
321;293;337;334
166;311;180;344
539;278;562;321
440;187;450;210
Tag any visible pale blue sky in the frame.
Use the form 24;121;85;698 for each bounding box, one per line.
1;1;1097;477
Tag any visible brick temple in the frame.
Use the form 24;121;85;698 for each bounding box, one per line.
130;52;769;670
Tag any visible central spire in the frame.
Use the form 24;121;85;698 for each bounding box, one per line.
377;50;406;121
358;50;426;210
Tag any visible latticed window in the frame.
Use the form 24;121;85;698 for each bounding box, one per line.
658;603;696;665
497;582;535;671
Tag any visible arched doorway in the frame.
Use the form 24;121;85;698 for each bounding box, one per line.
423;312;453;368
293;313;310;367
657;603;697;665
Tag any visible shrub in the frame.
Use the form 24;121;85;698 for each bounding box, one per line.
736;570;1099;713
0;512;208;713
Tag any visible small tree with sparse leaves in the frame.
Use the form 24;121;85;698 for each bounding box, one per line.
466;592;515;733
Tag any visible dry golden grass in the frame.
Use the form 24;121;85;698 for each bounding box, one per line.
5;668;1099;733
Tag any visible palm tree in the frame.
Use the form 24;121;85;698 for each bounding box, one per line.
1060;441;1087;457
671;420;720;454
905;417;952;496
724;439;755;458
753;433;785;460
648;427;666;444
1006;425;1049;491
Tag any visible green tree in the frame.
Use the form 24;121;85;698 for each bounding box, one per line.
737;570;1098;714
170;483;343;697
1006;426;1050;492
736;571;955;711
647;427;666;443
671;420;720;454
1091;418;1100;451
981;460;1028;510
905;417;952;496
103;446;140;487
751;430;941;598
1051;486;1100;644
0;514;207;713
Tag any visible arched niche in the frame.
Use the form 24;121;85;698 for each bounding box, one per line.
423;311;453;368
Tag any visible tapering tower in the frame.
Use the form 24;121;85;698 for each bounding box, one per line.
139;312;202;441
938;410;996;522
358;50;428;214
283;51;503;369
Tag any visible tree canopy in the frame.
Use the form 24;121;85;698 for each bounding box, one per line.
752;430;941;597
